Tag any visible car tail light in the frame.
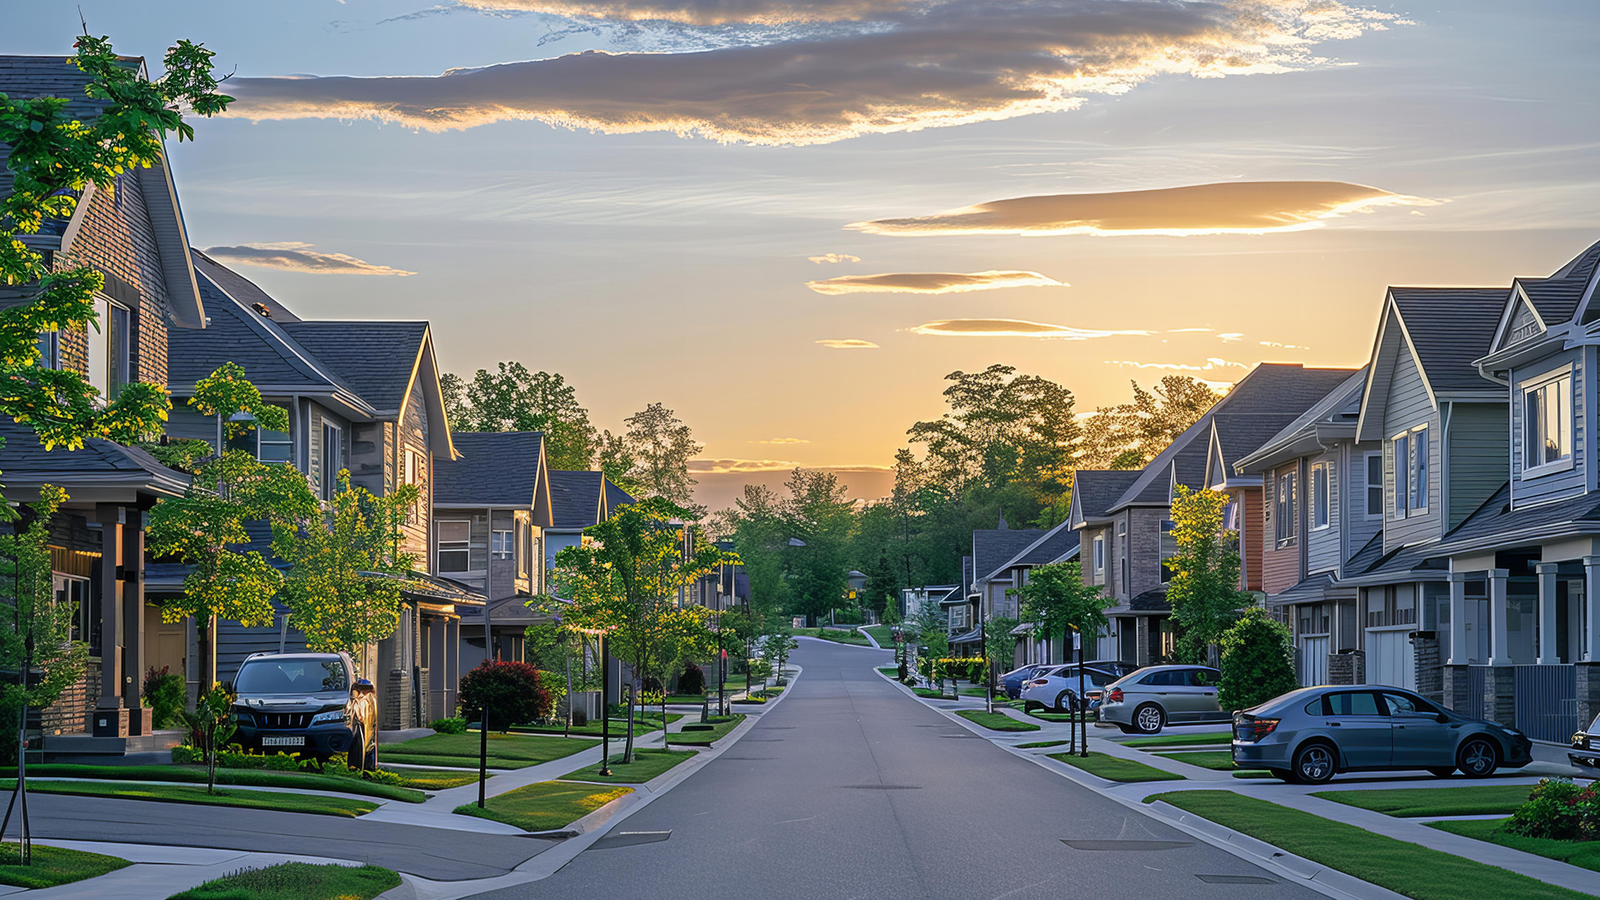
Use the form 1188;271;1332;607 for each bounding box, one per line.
1237;717;1279;742
1108;688;1123;704
1028;679;1049;686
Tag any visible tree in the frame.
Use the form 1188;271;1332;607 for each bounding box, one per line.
1015;561;1112;663
1079;376;1223;470
759;627;797;684
781;469;855;625
981;614;1019;712
146;364;319;689
906;364;1078;501
274;474;420;674
544;496;725;763
862;553;897;618
0;35;231;508
459;660;552;731
441;364;600;470
1166;485;1252;664
612;403;702;508
1218;607;1297;713
179;684;237;795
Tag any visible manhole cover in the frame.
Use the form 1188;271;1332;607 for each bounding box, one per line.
591;831;671;850
1196;875;1278;885
1061;840;1194;851
839;785;921;790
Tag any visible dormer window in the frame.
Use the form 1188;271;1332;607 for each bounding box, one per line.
1522;367;1573;475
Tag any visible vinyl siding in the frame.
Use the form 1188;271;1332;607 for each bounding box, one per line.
1307;448;1341;574
1382;346;1441;550
215;603;308;684
1261;463;1301;595
1446;402;1509;528
1241;487;1263;592
1509;346;1585;508
1346;441;1384;569
167;405;217;446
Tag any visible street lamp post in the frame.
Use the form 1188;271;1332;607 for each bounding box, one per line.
570;625;613;776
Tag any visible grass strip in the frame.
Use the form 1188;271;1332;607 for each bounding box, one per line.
1151;791;1595;900
1429;818;1600;875
955;710;1041;732
1048;752;1183;783
667;714;746;747
1015;740;1070;749
168;861;400;900
389;768;484;790
1153;750;1266;775
383;733;597;769
509;715;675;737
559;748;698;784
0;779;376;818
454;782;632;833
863;625;894;646
1026;711;1088;723
792;627;871;646
2;764;423;803
0;842;127;889
1314;785;1533;819
1121;732;1234;749
876;666;898;677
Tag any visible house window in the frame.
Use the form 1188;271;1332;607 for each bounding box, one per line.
1366;585;1418;628
517;523;531;578
1275;469;1297;547
1522;370;1573;471
1117;520;1128;592
1221;498;1239;532
36;331;60;370
320;422;343;500
403;448;425;486
492;530;514;560
54;575;97;656
1409;427;1428;510
1391;427;1428;516
1297;603;1330;636
226;405;292;463
1365;452;1383;519
1159;519;1177;583
437;520;472;572
1092;535;1105;573
86;297;130;401
1310;463;1330;530
949;606;968;630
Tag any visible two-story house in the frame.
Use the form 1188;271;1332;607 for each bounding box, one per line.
977;520;1079;668
955;521;1052;656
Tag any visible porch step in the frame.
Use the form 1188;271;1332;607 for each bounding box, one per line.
40;729;183;764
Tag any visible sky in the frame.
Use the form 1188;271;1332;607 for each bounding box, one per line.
7;0;1600;512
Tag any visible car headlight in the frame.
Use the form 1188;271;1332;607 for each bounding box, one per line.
311;709;348;726
233;711;254;726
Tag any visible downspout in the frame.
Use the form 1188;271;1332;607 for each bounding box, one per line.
1440;401;1453;532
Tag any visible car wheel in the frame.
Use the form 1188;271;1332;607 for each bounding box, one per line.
1456;737;1499;778
1133;703;1165;735
1054;691;1074;713
1292;741;1337;785
1427;766;1456;778
1116;724;1138;734
1024;700;1041;712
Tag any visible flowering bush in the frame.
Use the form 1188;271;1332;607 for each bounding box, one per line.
458;660;551;731
1505;779;1600;841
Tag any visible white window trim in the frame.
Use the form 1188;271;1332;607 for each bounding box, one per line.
1092;535;1105;573
491;529;514;560
436;518;473;573
1310;462;1331;531
1275;469;1297;548
320;422;344;501
1519;364;1576;479
1389;426;1430;518
1363;451;1384;521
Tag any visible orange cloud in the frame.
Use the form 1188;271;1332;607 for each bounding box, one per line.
816;339;879;349
808;253;862;264
806;269;1065;295
910;319;1152;339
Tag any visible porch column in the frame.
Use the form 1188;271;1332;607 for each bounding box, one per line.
94;505;124;710
121;510;147;732
1487;568;1511;667
1447;571;1470;666
1134;617;1150;667
1584;556;1600;662
1536;562;1560;665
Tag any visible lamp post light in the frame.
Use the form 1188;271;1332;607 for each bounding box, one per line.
571;625;614;776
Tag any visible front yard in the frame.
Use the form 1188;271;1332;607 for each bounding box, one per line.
1312;785;1532;818
0;779;377;818
1429;818;1600;875
382;733;598;769
0;843;128;889
560;748;698;784
1047;752;1181;783
454;782;633;833
955;710;1039;732
167;862;400;900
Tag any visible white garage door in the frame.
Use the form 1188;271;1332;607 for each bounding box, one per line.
1300;636;1329;686
1366;628;1414;690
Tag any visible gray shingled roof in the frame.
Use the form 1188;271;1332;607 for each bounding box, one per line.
1389;287;1508;392
1435;482;1600;555
1522;239;1600;325
1073;470;1140;520
169;267;346;393
1237;369;1367;472
0;422;187;493
1211;413;1304;471
549;470;605;530
605;479;635;511
276;321;428;412
972;528;1047;584
433;432;544;506
1013;526;1079;568
192;251;303;323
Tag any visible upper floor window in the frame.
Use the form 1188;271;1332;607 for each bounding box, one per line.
491;530;514;560
437;520;471;572
1391;426;1428;516
1159;519;1177;583
402;448;425;487
320;422;343;501
86;297;130;402
1092;535;1105;573
1522;369;1572;473
1275;469;1297;547
225;404;292;463
1310;462;1330;531
37;332;60;370
1364;452;1383;519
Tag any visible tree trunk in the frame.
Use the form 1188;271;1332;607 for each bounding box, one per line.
622;677;636;764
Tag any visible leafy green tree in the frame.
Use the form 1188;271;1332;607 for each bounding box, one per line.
981;614;1019;711
0;35;231;503
1166;485;1250;664
607;403;702;510
1218;607;1297;712
759;627;797;684
781;469;856;625
179;684;237;794
1078;376;1222;470
861;553;898;618
724;484;791;616
146;364;319;688
0;487;89;750
441;364;600;470
274;475;420;673
1015;561;1112;661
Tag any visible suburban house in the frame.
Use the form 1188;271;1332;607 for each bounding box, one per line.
1;55;203;745
987;520;1080;668
431;430;555;679
949;521;1052;656
545;470;609;572
158;251;482;731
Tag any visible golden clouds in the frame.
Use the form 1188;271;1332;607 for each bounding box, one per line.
910;319;1151;338
806;269;1065;295
202;242;417;276
816;339;880;349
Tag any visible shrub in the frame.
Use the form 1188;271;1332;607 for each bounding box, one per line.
171;745;298;770
747;659;771;681
1506;778;1600;842
539;670;568;708
638;690;664;706
1218;606;1298;712
143;666;187;730
640;675;663;694
678;663;705;696
458;660;551;731
430;717;467;735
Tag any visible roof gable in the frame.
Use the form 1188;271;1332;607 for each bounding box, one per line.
434;432;546;509
548;470;606;529
1357;289;1503;441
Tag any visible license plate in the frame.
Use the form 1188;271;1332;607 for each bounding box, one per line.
262;736;304;747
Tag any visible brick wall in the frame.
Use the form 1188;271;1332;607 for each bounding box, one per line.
1411;632;1442;706
1126;508;1166;599
1329;649;1365;685
1485;666;1516;727
384;668;413;732
1442;664;1469;714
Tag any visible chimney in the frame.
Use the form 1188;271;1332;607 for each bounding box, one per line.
251;302;271;319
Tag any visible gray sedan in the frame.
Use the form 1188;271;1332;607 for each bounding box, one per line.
1097;665;1229;734
1231;686;1534;784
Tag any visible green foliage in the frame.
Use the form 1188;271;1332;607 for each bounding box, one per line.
459;660;552;731
1166;485;1251;663
678;662;705;695
1015;560;1111;653
142;666;186;729
429;717;467;735
0;842;129;890
179;684;237;793
1506;779;1600;842
167;862;400;900
441;363;600;470
759;628;797;676
169;746;297;771
983;615;1019;674
275;473;418;665
1218;606;1297;712
601;402;702;508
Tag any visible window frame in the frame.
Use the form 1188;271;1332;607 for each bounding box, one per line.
1389;426;1430;518
491;529;514;560
1520;365;1575;477
1310;462;1330;531
320;422;344;501
436;519;473;573
1364;451;1383;520
1275;468;1298;548
1092;534;1105;573
85;295;131;402
1159;519;1178;584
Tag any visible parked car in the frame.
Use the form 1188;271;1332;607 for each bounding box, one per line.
1000;665;1045;700
1021;665;1124;712
1097;665;1227;734
230;651;379;769
1232;685;1534;784
1569;711;1600;776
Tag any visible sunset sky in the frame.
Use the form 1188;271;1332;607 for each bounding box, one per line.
8;0;1599;510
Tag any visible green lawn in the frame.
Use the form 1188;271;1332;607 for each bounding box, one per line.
560;748;698;784
876;666;898;677
958;687;991;697
792;627;871;646
955;710;1040;732
382;733;597;769
0;779;376;818
1429;818;1600;875
167;862;400;900
511;715;676;738
1015;740;1071;749
1026;711;1087;723
3;764;423;803
1314;785;1534;818
1121;732;1233;749
668;714;746;746
863;625;894;646
912;688;952;699
1151;791;1596;900
1153;750;1265;774
455;782;633;833
388;768;484;790
0;842;127;889
1047;752;1184;783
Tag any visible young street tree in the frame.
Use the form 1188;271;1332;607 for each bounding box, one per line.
981;614;1019;712
544;496;724;763
607;403;702;510
1015;561;1112;668
1165;485;1252;664
441;363;600;470
145;364;319;689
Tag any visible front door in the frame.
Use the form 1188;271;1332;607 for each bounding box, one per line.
1367;628;1414;689
1323;690;1392;768
1301;636;1329;686
1382;692;1455;768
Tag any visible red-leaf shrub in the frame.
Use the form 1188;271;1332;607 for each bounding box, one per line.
458;660;551;731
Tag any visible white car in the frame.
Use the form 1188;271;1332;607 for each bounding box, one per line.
1020;665;1123;713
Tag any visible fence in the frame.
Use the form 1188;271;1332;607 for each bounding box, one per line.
1461;665;1488;720
1513;664;1579;744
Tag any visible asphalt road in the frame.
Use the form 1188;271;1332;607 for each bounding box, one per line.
476;638;1322;900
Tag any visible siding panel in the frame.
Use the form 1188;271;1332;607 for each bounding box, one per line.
1307;448;1341;574
1509;347;1584;508
1382;346;1441;549
1447;402;1510;528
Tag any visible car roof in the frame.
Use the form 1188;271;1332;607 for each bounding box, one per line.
242;652;344;661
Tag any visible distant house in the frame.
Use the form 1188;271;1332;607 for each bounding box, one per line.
985;521;1080;669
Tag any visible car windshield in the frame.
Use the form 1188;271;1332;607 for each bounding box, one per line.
236;658;349;695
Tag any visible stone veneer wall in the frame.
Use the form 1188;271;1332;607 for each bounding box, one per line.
1411;632;1442;706
1577;663;1600;731
1484;666;1516;728
1328;649;1365;685
384;668;413;732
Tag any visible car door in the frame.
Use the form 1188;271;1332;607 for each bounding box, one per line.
1382;691;1456;768
1323;690;1392;768
1185;668;1224;720
1149;670;1197;721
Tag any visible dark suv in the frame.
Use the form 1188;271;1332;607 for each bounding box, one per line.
230;651;378;769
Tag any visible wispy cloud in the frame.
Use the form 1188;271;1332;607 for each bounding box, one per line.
1217;333;1245;342
754;437;810;444
226;1;1401;145
806;269;1065;296
910;319;1152;339
808;253;861;264
202;242;417;276
816;339;879;349
851;181;1438;237
459;0;913;24
1167;327;1212;333
690;457;801;473
1105;358;1249;372
1259;340;1312;350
